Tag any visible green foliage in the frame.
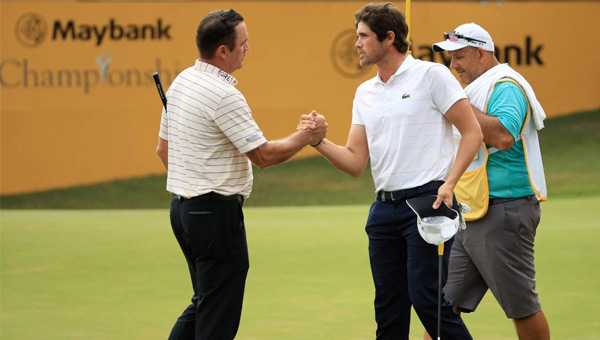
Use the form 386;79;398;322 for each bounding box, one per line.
247;156;375;206
1;175;173;209
538;109;600;197
1;109;598;209
2;197;599;339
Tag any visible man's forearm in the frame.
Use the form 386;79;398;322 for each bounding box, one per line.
258;131;312;168
159;154;168;170
314;138;368;177
471;105;514;150
442;99;483;190
446;128;482;187
156;138;169;170
248;113;327;169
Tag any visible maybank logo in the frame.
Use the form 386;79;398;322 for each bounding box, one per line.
16;13;48;47
53;18;172;46
15;13;172;47
331;29;370;78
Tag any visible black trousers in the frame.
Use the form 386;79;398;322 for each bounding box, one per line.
168;193;249;340
368;182;471;340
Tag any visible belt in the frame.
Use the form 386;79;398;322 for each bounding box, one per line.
489;195;535;206
172;192;244;205
377;181;444;203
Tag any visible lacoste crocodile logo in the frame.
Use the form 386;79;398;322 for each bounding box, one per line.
402;93;410;99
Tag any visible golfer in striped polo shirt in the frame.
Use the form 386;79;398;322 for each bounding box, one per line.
156;9;326;340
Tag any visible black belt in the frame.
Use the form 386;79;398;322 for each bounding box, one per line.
377;181;444;203
489;195;535;206
172;192;244;204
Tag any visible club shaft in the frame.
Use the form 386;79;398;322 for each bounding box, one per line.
438;253;442;339
438;243;444;339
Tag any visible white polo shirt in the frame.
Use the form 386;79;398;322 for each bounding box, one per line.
352;55;467;193
158;60;267;198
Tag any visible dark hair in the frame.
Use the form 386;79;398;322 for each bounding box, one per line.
355;2;410;54
196;9;244;59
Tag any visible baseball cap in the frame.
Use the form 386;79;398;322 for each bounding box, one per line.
406;195;460;245
432;23;494;52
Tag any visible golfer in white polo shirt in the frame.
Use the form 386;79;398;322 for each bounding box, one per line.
306;3;482;339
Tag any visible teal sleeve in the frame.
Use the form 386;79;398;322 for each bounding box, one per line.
486;81;528;141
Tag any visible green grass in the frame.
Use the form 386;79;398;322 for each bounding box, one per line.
538;109;600;197
1;108;598;209
2;197;600;339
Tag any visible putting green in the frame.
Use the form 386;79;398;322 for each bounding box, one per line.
1;196;598;339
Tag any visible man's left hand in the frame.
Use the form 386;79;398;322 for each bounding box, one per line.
433;182;454;209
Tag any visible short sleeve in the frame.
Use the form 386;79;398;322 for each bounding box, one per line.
214;90;267;154
351;87;365;126
158;107;168;140
486;81;528;141
426;65;468;115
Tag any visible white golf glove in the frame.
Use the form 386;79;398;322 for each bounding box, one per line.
457;202;471;231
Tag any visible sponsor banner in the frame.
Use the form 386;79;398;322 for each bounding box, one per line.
1;1;598;194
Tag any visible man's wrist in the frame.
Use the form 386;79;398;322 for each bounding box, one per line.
311;139;323;147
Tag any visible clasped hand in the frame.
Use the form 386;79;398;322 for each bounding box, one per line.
297;110;327;146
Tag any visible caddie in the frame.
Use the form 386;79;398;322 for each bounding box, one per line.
429;23;550;340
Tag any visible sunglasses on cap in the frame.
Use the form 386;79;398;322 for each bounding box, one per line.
444;32;486;44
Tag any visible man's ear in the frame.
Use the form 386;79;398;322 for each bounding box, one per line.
216;45;229;60
477;47;486;60
385;31;396;47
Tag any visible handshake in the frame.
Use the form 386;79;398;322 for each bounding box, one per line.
297;110;328;147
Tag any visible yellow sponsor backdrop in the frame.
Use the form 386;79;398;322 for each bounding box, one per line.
1;1;599;194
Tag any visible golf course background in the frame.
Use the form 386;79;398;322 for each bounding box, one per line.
2;0;599;337
2;200;599;339
2;110;599;339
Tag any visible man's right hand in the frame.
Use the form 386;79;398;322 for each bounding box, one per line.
298;110;327;146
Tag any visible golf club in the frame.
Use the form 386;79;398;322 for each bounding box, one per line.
406;195;460;340
152;72;167;110
437;243;443;340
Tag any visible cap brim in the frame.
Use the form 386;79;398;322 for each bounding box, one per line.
406;195;457;219
432;40;468;52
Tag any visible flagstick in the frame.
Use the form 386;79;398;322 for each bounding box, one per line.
405;0;411;42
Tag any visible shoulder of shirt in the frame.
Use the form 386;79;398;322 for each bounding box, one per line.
356;75;379;93
418;59;451;74
171;66;195;81
492;80;526;98
411;60;454;88
405;59;451;81
181;67;242;97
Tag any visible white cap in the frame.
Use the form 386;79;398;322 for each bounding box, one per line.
406;195;460;246
432;23;495;52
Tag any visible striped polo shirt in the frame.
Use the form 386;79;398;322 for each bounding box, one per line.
352;55;467;192
158;60;267;198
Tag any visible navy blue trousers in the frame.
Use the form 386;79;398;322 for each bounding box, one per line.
366;182;471;340
167;194;249;340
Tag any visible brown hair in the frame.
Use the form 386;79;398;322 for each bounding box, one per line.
196;9;244;59
355;3;410;53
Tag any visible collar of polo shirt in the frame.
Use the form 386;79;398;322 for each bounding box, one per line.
376;54;417;85
195;60;238;86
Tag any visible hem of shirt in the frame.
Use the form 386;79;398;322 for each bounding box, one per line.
238;137;268;154
440;93;468;115
169;189;251;200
